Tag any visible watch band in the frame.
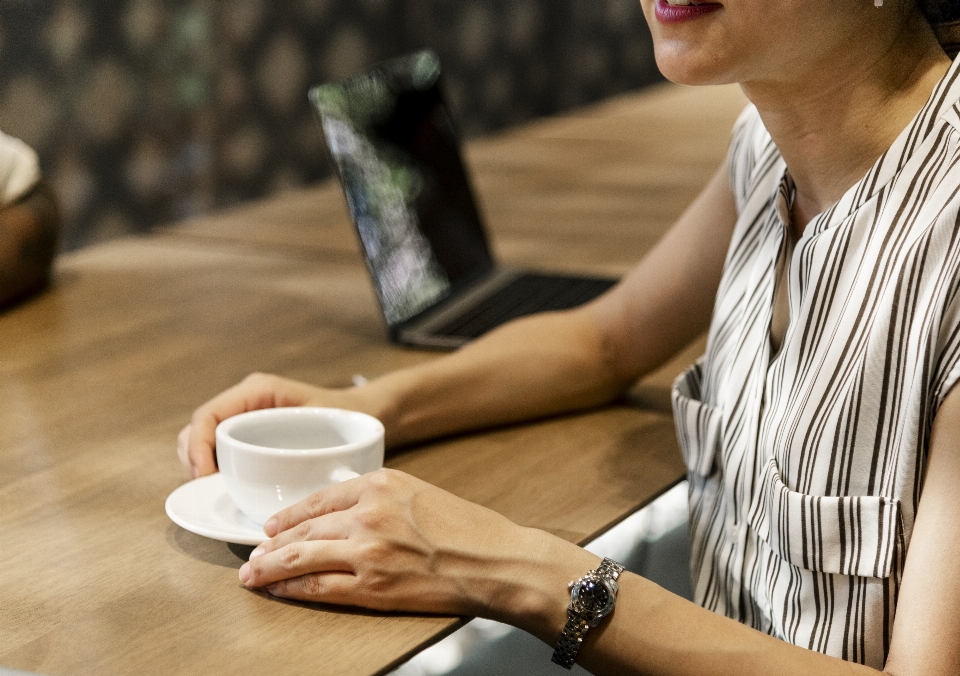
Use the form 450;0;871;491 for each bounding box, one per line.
551;558;625;670
551;615;591;670
595;558;625;581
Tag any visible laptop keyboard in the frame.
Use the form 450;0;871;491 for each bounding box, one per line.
435;273;617;339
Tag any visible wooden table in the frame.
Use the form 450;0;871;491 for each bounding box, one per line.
0;83;747;676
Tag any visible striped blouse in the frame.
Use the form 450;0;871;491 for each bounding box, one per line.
671;56;960;668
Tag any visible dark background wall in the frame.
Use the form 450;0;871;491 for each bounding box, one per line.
0;0;660;251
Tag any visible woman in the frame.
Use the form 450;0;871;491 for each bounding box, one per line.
179;0;960;672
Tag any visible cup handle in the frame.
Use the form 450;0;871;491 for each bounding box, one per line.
331;468;361;484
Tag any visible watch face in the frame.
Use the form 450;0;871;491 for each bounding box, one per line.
571;575;617;625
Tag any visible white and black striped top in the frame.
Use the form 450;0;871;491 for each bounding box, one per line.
672;55;960;668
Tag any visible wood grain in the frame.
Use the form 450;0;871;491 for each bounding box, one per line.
1;83;747;676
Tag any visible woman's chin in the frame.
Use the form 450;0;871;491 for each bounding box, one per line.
653;45;738;86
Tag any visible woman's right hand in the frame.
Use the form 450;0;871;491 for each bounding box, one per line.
177;373;366;479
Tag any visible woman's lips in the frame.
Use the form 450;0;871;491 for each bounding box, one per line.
655;0;722;23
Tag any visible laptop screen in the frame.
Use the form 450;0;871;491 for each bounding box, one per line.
310;50;493;327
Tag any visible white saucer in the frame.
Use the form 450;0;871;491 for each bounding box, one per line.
165;474;268;545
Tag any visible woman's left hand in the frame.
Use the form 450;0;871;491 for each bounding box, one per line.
238;468;587;628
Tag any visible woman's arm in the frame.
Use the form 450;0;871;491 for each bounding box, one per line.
180;162;738;477
0;180;60;308
880;383;960;675
237;383;960;676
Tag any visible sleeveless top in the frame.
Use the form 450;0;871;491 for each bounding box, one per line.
671;55;960;668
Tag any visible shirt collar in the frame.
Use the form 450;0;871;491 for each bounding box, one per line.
815;52;960;233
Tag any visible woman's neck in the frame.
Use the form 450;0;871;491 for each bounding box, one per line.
742;13;951;234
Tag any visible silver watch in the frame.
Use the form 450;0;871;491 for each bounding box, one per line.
551;557;625;670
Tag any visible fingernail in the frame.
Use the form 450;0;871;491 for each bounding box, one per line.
264;517;278;537
249;546;264;560
239;563;250;584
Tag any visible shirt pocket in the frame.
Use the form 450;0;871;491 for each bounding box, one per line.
749;458;903;578
672;361;721;477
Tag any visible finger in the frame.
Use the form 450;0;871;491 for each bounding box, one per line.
265;475;365;537
186;421;218;478
185;374;298;478
177;425;194;477
249;510;353;560
240;539;355;588
265;572;358;605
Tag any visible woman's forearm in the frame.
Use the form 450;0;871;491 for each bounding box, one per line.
360;307;634;447
580;573;883;676
493;531;883;676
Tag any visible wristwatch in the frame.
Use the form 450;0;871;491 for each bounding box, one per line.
551;557;625;670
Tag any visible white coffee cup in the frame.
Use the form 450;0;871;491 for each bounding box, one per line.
215;407;385;525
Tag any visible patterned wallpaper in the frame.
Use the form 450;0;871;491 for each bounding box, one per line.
0;1;659;250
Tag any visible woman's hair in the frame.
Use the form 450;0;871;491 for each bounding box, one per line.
923;0;960;57
921;0;960;23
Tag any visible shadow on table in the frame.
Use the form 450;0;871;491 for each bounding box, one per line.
165;522;254;568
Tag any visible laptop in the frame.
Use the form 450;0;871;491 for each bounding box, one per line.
309;50;618;350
